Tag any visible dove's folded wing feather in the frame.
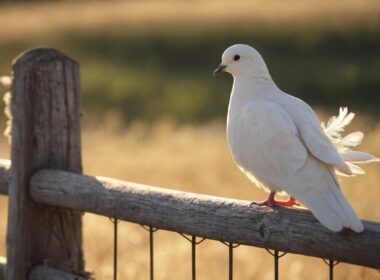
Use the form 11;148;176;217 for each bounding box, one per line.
284;96;352;175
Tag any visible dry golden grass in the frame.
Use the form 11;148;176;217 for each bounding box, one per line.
0;0;380;42
1;111;379;279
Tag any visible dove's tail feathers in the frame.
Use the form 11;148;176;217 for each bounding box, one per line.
322;107;379;176
340;151;379;163
329;182;364;233
322;107;358;149
339;131;363;147
294;172;364;233
322;107;359;148
322;107;354;139
296;190;364;233
296;191;345;232
336;152;379;176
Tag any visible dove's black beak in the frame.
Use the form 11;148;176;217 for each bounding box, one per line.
213;64;226;77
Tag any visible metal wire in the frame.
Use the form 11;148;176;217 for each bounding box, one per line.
221;242;240;280
181;234;206;279
323;259;339;280
329;260;334;280
141;225;158;280
265;249;287;280
274;250;279;280
107;221;341;280
229;243;233;280
149;226;155;280
109;218;119;280
192;236;196;280
178;233;206;280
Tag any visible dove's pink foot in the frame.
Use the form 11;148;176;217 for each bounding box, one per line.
250;191;298;208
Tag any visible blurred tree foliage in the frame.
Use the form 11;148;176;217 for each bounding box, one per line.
75;28;380;123
0;23;379;123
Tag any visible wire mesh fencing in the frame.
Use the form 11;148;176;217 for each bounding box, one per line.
109;219;341;280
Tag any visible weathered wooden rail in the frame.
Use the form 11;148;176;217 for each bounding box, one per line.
1;163;380;270
0;48;379;280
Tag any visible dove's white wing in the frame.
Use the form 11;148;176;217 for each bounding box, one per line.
228;100;363;232
282;95;352;175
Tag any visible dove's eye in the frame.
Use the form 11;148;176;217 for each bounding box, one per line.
234;55;240;61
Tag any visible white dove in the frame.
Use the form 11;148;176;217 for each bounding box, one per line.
214;44;379;233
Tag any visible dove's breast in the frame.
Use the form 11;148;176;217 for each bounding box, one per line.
226;99;309;193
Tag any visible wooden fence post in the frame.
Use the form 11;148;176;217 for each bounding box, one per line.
6;49;85;279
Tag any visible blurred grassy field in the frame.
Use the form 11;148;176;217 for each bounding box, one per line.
0;0;380;279
0;0;379;122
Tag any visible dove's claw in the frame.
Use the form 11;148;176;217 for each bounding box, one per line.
250;200;270;207
250;192;298;208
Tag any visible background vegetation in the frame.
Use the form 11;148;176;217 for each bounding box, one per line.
0;0;379;279
0;0;379;122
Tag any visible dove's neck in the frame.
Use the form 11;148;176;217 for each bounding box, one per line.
227;74;278;119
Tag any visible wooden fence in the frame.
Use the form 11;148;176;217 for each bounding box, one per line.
0;48;379;280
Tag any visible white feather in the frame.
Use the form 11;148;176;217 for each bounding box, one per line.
321;108;379;171
347;162;365;175
323;107;355;138
340;151;379;163
341;132;364;147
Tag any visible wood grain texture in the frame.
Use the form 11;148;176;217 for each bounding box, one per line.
31;169;380;269
6;49;85;280
29;266;88;280
0;160;10;195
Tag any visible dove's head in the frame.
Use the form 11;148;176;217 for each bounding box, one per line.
213;44;269;78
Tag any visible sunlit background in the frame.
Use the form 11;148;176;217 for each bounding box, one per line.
0;0;380;279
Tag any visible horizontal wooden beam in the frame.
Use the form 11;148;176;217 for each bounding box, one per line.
0;160;10;195
29;266;88;280
30;169;380;269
